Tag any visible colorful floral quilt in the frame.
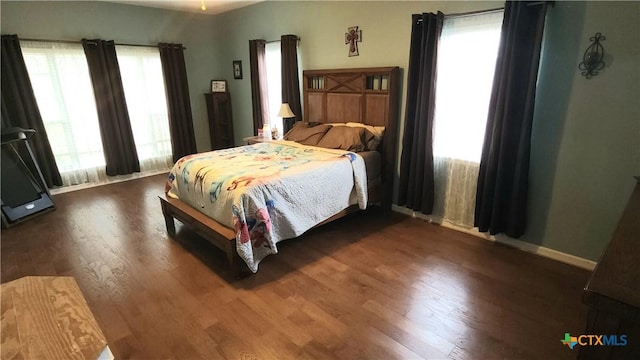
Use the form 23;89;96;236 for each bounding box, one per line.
166;140;368;272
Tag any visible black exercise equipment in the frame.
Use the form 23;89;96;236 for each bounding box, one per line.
1;127;55;228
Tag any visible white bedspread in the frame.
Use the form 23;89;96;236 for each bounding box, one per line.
166;140;368;272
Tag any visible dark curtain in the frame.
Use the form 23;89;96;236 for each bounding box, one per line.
397;12;444;214
82;39;140;175
281;34;302;133
1;35;63;187
474;1;549;238
249;39;269;134
158;42;197;162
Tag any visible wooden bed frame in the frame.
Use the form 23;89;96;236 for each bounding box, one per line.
160;66;400;273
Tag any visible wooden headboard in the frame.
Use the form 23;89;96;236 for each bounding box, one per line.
302;67;401;209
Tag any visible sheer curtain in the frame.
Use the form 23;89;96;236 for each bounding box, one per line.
21;41;107;186
116;45;172;172
431;11;503;227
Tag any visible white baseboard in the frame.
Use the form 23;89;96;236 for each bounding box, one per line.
391;205;596;271
50;169;169;195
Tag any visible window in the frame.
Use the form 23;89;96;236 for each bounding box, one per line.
21;41;174;187
265;41;283;137
116;45;172;171
21;41;107;185
431;11;503;227
433;11;503;162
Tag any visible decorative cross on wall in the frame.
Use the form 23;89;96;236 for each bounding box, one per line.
345;26;362;57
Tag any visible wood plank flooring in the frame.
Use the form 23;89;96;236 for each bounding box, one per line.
1;174;591;359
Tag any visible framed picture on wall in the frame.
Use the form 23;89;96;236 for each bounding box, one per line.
233;60;243;79
211;80;227;92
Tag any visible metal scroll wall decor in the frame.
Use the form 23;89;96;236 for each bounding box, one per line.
578;32;606;79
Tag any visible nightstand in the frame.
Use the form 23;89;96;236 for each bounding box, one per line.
243;136;272;145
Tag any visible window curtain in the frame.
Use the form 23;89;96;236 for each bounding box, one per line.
397;12;444;214
1;34;62;187
431;10;503;228
82;39;140;176
158;43;197;162
117;45;173;172
281;34;302;133
21;40;107;186
433;159;481;225
249;39;270;134
474;1;549;238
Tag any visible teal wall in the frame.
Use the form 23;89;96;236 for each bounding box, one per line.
212;0;640;261
525;1;640;260
210;0;502;146
0;0;219;151
2;1;638;261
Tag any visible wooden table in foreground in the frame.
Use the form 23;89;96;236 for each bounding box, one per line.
1;276;112;360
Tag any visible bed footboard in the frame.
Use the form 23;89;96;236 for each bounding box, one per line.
159;183;383;275
159;195;248;274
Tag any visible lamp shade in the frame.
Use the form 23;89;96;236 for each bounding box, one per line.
277;103;295;118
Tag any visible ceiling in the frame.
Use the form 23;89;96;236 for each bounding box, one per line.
105;0;263;15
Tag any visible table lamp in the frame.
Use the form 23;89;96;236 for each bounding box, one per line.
277;103;295;138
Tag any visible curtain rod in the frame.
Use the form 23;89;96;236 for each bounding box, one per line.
18;37;186;50
445;7;503;19
265;36;301;44
527;1;555;7
416;7;502;21
419;1;553;21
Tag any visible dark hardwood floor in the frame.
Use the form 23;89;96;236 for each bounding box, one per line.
1;174;591;359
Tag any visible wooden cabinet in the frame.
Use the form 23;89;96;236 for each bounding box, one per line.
579;177;640;359
205;92;234;150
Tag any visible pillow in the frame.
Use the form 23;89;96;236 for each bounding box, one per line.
316;126;375;152
345;122;385;150
291;121;308;128
284;124;332;146
292;121;324;128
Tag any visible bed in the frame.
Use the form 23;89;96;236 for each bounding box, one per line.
160;67;400;273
